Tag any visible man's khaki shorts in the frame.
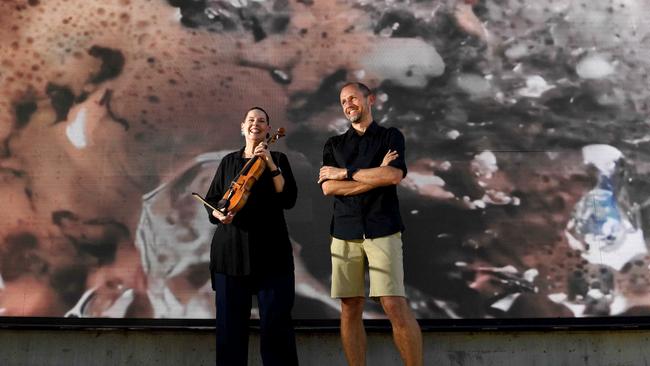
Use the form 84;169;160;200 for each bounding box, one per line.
330;232;406;298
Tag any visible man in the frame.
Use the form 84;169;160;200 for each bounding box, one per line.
318;82;423;366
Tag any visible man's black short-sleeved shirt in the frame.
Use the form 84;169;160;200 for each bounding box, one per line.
322;121;407;240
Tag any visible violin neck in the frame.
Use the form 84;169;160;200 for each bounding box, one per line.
239;136;272;175
240;155;259;176
223;128;285;200
237;128;284;177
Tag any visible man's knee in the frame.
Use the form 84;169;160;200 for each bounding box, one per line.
341;297;365;320
380;296;413;327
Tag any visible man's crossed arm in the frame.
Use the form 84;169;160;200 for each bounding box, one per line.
318;150;403;196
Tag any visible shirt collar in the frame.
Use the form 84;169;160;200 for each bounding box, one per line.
346;120;378;138
236;146;247;160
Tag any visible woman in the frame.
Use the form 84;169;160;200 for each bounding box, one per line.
204;107;299;366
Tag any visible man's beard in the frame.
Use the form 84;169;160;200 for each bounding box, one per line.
347;111;362;123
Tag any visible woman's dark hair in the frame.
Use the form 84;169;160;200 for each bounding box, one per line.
245;106;270;124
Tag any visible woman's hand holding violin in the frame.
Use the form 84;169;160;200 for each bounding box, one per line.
254;142;277;170
212;209;235;224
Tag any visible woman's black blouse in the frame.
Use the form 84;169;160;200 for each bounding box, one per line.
204;148;297;280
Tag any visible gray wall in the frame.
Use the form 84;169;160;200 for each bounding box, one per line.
0;328;648;366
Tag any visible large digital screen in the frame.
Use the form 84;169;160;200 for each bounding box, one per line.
1;0;649;326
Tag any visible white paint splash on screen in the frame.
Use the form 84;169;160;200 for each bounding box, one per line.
405;172;446;188
576;54;615;79
472;151;498;178
446;129;460;140
172;8;182;22
524;268;539;283
455;73;492;98
65;107;88;149
609;293;629;315
401;171;455;200
329;118;350;134
491;293;521;312
362;37;444;88
517;75;555;98
582;144;623;175
548;293;587;317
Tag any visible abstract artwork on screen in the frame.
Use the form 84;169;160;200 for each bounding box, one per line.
0;0;649;320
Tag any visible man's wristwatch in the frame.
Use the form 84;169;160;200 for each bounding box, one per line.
346;167;358;180
270;168;282;177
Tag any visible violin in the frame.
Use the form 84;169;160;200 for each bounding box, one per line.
216;128;286;215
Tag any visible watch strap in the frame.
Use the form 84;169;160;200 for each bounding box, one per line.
347;167;358;180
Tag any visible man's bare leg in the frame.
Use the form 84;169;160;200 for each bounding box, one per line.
380;296;422;366
340;297;366;366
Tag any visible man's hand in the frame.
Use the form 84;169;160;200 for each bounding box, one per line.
212;209;235;224
381;150;398;167
318;166;347;184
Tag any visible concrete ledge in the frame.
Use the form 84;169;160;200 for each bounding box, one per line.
1;328;650;365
